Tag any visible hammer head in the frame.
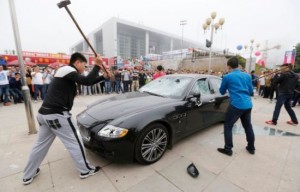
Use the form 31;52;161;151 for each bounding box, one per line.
57;0;71;8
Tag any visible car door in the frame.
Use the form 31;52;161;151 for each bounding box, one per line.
205;77;230;126
185;78;216;134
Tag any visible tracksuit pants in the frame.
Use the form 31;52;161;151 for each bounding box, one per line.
23;111;95;180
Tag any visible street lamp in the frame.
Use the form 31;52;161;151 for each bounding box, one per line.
244;39;258;73
180;20;187;58
8;0;37;134
203;12;225;72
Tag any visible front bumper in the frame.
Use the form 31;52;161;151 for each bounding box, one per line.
78;123;135;163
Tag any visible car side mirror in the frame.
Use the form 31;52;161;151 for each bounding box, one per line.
187;93;202;107
193;93;201;98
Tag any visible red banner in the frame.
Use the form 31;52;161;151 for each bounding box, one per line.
88;57;115;67
2;51;71;65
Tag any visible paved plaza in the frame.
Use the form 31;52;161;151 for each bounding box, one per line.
0;95;299;192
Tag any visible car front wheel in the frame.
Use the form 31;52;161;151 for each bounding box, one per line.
135;123;169;164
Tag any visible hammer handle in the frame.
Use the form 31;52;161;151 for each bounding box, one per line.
252;66;289;82
64;6;109;74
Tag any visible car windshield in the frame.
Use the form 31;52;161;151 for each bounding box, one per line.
139;76;193;98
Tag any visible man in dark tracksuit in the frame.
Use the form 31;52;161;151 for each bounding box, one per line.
23;52;110;185
266;63;299;125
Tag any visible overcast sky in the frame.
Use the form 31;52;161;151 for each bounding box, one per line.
1;0;299;67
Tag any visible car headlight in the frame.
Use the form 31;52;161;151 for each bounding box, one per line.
97;125;128;138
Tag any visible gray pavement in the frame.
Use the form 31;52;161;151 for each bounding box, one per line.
0;95;300;192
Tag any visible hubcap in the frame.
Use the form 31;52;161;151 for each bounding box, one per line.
141;128;167;162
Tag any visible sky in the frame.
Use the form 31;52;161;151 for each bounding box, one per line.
1;0;300;68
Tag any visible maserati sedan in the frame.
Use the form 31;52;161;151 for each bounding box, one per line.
76;74;230;164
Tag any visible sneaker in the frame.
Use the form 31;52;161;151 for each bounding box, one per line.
246;146;255;155
217;148;233;156
23;168;40;185
265;120;276;125
34;100;37;103
80;166;101;179
286;120;298;126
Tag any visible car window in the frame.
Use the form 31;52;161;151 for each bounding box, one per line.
209;78;222;94
190;78;210;96
139;76;193;98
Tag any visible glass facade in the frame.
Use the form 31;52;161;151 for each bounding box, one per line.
74;43;83;52
71;19;205;59
94;30;103;55
149;32;171;54
117;23;145;59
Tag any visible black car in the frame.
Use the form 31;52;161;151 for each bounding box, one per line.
77;74;230;164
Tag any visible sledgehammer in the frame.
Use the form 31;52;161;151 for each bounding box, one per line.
57;0;108;73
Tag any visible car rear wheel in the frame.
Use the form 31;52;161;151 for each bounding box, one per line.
135;123;169;164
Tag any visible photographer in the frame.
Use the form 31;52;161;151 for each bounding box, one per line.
42;66;52;95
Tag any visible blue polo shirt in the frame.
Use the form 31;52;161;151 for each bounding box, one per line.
0;58;7;66
219;69;253;109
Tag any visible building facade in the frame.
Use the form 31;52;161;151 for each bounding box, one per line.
70;17;208;60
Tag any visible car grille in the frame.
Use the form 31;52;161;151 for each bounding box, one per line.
78;124;91;142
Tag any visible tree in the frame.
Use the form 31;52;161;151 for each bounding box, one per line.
294;43;300;73
236;55;246;68
57;52;67;55
224;55;246;68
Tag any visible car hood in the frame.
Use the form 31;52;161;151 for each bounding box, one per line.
82;92;177;121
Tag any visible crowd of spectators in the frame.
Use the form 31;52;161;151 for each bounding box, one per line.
253;69;300;107
2;61;298;108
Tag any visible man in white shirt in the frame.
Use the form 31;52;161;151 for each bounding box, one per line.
0;65;11;106
42;67;52;94
258;72;265;96
122;69;130;92
31;66;44;102
82;67;92;95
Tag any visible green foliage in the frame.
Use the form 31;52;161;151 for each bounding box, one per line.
255;64;264;74
57;52;67;55
225;54;246;68
236;55;246;68
294;43;300;73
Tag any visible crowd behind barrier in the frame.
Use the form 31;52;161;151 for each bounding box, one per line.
0;63;299;108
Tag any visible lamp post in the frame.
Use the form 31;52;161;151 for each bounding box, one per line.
248;39;254;73
180;20;187;58
244;39;259;73
8;0;37;134
202;12;225;73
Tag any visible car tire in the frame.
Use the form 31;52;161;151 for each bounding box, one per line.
135;123;169;164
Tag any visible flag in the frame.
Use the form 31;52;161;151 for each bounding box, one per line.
283;50;296;64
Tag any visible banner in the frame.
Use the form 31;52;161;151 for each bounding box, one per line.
2;51;71;65
283;50;296;64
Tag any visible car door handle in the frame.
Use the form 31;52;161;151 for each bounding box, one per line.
209;99;215;103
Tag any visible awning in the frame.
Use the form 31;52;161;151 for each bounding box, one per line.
7;59;36;66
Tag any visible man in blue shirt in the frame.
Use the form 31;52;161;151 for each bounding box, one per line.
218;56;255;156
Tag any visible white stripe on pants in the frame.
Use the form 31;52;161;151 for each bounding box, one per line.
23;112;95;179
